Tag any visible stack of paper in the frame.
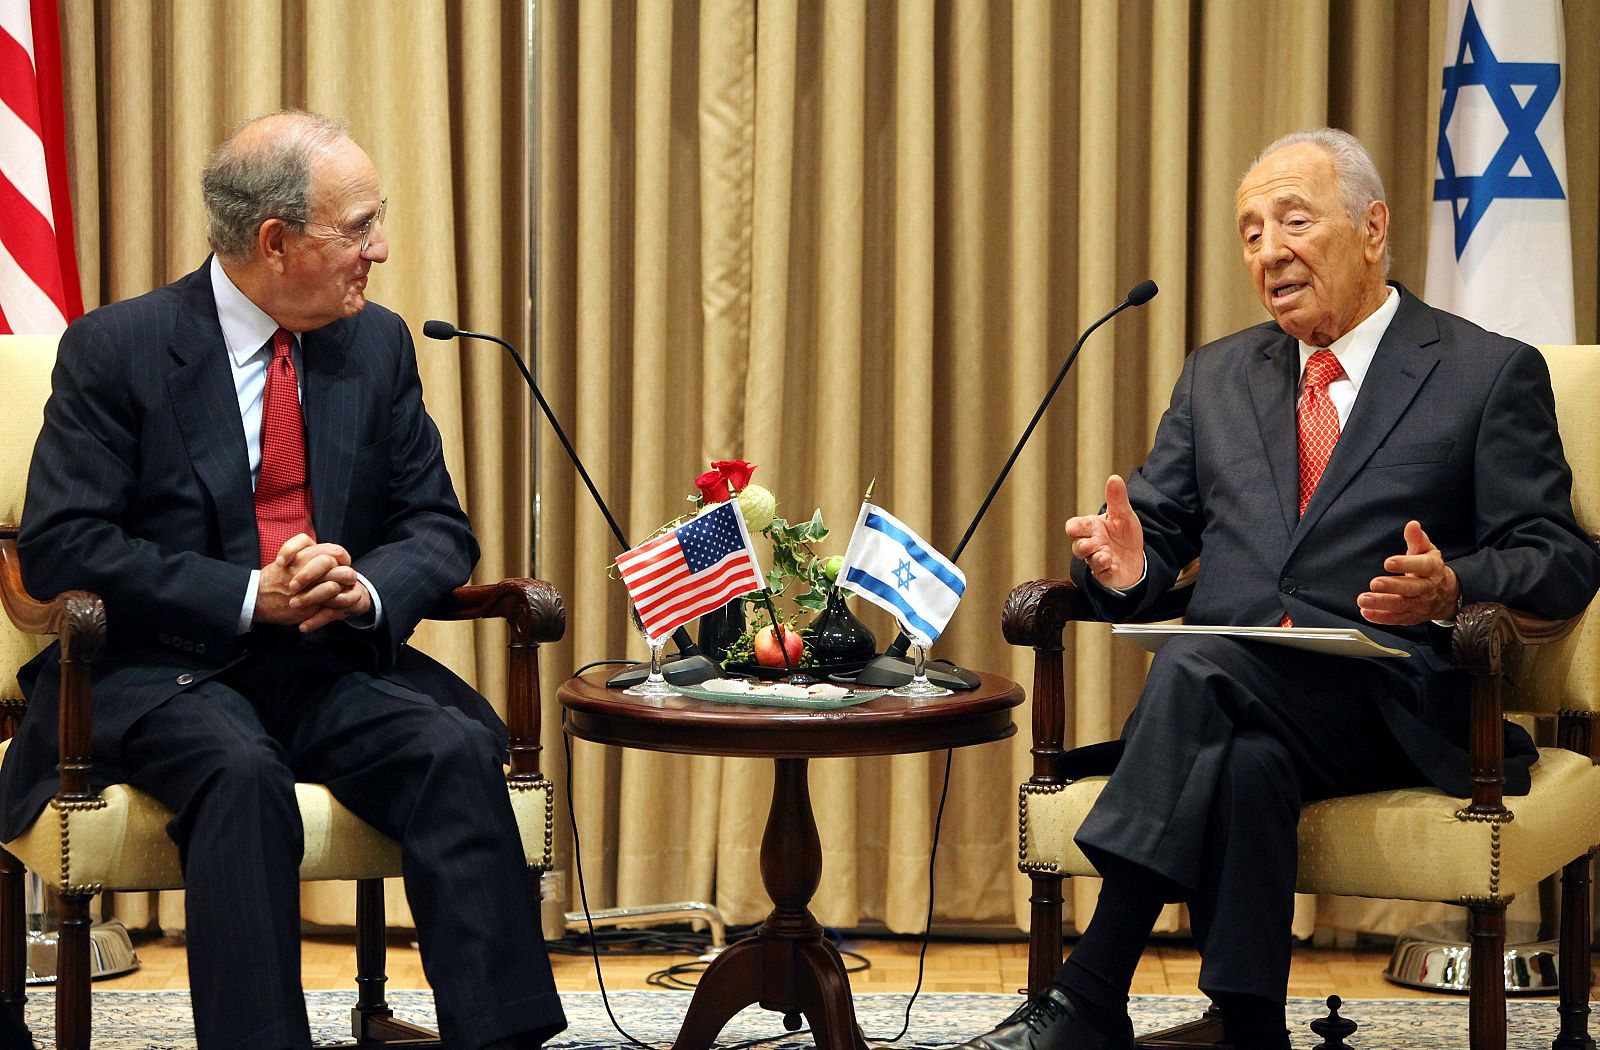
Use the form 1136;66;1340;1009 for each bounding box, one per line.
1110;623;1410;659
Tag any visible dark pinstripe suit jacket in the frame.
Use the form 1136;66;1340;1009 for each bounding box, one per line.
1069;283;1600;797
1;262;500;839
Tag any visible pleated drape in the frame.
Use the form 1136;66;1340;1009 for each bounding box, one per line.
54;0;531;930
537;0;1600;940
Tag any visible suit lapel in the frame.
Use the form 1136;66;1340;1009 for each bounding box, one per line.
1244;332;1301;538
300;317;360;545
1289;287;1442;550
165;268;259;567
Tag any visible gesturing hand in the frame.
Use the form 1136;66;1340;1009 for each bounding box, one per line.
1357;519;1459;626
1064;474;1145;592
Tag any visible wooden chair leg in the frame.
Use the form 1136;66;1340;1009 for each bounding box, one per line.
1468;900;1508;1050
1555;850;1596;1050
351;878;438;1047
56;892;92;1050
1027;871;1064;996
0;848;25;1036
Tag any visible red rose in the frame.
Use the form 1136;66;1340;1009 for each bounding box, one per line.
711;459;756;491
695;470;732;503
695;460;757;503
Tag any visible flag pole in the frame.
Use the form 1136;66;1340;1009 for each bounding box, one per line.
728;480;812;683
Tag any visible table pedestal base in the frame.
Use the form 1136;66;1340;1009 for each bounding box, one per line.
673;758;866;1050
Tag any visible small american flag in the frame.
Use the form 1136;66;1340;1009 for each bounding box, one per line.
615;501;766;645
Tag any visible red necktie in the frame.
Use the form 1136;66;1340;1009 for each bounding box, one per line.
1297;349;1345;516
1281;348;1345;626
254;328;315;567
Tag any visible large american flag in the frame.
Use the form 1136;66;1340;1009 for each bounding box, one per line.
616;501;766;645
1;0;82;334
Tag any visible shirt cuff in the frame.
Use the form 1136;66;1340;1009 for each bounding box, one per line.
239;570;261;634
346;571;383;629
1098;555;1149;598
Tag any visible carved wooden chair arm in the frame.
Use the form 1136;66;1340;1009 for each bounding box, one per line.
1453;600;1582;816
0;531;104;800
1002;579;1093;648
431;578;566;646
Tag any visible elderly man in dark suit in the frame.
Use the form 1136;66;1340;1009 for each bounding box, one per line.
1;111;564;1050
960;128;1600;1050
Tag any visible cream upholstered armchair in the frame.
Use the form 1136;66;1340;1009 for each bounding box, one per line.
1003;344;1600;1050
0;334;560;1050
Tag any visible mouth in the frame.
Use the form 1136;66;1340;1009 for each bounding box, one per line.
1269;281;1308;306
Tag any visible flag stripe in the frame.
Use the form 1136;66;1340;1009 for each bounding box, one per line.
0;171;66;310
0;28;43;139
0;100;53;228
862;511;965;596
844;567;942;644
0;235;65;332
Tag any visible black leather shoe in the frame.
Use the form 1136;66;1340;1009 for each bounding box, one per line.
955;986;1134;1050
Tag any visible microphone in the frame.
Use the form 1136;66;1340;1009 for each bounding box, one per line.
425;320;720;687
854;280;1160;688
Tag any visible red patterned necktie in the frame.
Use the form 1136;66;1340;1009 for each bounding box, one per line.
1281;348;1345;627
1297;349;1345;515
254;328;315;567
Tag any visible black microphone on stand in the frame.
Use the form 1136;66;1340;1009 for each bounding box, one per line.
423;319;721;688
853;279;1160;690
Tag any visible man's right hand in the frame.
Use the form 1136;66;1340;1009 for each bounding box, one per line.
1065;474;1145;591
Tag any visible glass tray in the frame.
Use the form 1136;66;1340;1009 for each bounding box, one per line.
668;684;887;709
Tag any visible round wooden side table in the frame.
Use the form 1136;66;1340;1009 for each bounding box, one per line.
558;671;1023;1050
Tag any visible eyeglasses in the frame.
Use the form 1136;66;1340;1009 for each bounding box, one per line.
284;198;387;252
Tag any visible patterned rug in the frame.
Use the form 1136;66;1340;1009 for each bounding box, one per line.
15;987;1586;1049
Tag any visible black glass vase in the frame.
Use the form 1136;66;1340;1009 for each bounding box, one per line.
698;596;746;665
807;589;877;667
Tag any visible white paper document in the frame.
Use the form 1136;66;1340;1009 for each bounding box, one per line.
1111;623;1410;659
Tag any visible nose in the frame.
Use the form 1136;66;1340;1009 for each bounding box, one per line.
362;219;390;263
1258;224;1292;265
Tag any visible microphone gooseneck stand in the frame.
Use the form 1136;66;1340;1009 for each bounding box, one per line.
422;320;719;688
853;279;1160;690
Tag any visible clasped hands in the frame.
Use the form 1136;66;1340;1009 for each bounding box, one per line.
254;534;373;632
1064;475;1459;625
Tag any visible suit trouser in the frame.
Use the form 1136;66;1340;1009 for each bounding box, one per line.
1073;636;1433;999
115;632;565;1050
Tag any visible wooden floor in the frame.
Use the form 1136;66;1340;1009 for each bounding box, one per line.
97;931;1515;1001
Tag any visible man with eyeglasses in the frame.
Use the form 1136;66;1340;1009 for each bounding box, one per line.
1;111;565;1050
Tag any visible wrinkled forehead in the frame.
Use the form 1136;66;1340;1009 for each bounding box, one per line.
309;140;381;218
1236;148;1338;221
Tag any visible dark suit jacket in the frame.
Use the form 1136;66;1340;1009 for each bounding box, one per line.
1;262;502;840
1069;284;1600;796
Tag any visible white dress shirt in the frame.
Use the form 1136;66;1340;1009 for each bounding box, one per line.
1295;285;1400;424
210;257;382;632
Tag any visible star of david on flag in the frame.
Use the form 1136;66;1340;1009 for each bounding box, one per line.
835;503;966;647
1424;0;1574;343
615;501;766;646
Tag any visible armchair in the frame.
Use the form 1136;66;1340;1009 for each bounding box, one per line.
1003;343;1600;1050
0;334;562;1050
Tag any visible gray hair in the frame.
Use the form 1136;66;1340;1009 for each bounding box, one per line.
201;110;350;261
1246;127;1391;272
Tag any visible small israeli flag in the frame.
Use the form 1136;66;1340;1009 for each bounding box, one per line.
835;502;966;647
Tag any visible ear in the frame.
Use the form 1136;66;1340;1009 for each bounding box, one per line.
1363;200;1390;265
256;218;292;273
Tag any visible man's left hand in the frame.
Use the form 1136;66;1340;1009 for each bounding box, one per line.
1358;520;1458;625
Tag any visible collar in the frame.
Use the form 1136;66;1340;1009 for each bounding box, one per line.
1296;285;1399;392
209;255;295;365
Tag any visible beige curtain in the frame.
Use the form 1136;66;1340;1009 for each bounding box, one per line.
55;0;531;930
537;0;1600;941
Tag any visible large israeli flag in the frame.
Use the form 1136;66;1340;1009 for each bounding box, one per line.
1424;0;1574;343
835;503;966;647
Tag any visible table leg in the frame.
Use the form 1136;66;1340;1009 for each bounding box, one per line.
674;758;867;1050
